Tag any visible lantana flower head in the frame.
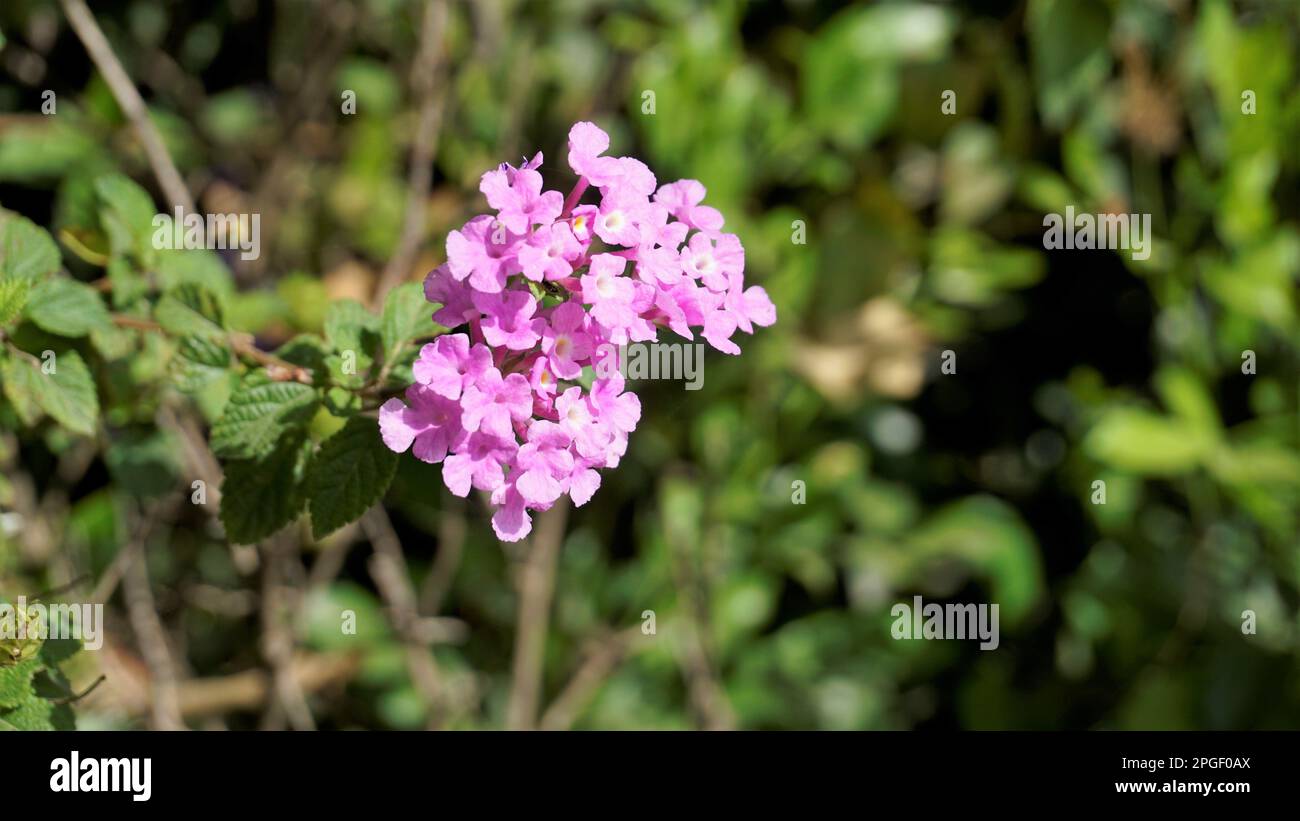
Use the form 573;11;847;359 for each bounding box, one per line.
382;122;776;541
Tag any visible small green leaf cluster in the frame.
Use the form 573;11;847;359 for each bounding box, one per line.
0;603;81;731
0;175;443;549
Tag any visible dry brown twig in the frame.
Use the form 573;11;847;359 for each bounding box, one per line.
505;499;570;730
247;0;355;279
58;0;195;214
539;625;644;731
419;490;467;614
120;502;185;730
666;513;736;730
362;506;449;728
259;531;317;730
373;0;451;308
112;314;313;384
92;645;358;722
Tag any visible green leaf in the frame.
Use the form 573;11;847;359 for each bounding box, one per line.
0;119;100;183
156;246;234;305
306;415;398;538
0;213;60;281
1028;0;1112;127
0;277;31;327
272;334;329;383
0;659;40;709
173;334;232;393
89;323;136;360
1084;408;1209;476
324;298;379;356
106;256;148;308
800;3;954;152
219;434;312;544
38;634;81;667
24;277;111;337
94;173;159;264
324;350;373;389
29;350;99;436
210;375;318;459
106;428;183;498
0;686;71;731
907;495;1044;622
0;354;44;426
380;282;437;364
323;385;362;417
835;3;954;61
155;283;226;338
1155;367;1221;438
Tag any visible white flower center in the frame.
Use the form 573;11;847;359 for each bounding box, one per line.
596;273;616;299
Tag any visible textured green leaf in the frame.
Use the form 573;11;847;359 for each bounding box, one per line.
220;434;312;544
155;283;225;338
273;334;329;383
0;686;71;731
306;415;397;538
30;350;99;436
0;213;60;281
325;298;379;355
0;659;40;709
24;276;111;337
173;334;232;392
0;278;30;327
210;376;318;459
380;282;437;363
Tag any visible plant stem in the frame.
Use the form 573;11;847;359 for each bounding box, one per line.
504;499;569;730
110;314;313;383
562;177;589;217
59;0;195;215
372;0;450;309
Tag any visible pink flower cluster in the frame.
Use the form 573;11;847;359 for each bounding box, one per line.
380;122;776;541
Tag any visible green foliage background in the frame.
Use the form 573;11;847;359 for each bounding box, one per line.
0;0;1298;729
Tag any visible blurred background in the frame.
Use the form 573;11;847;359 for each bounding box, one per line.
1;0;1298;729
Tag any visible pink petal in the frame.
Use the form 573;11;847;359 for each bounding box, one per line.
378;398;418;453
568;467;601;507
